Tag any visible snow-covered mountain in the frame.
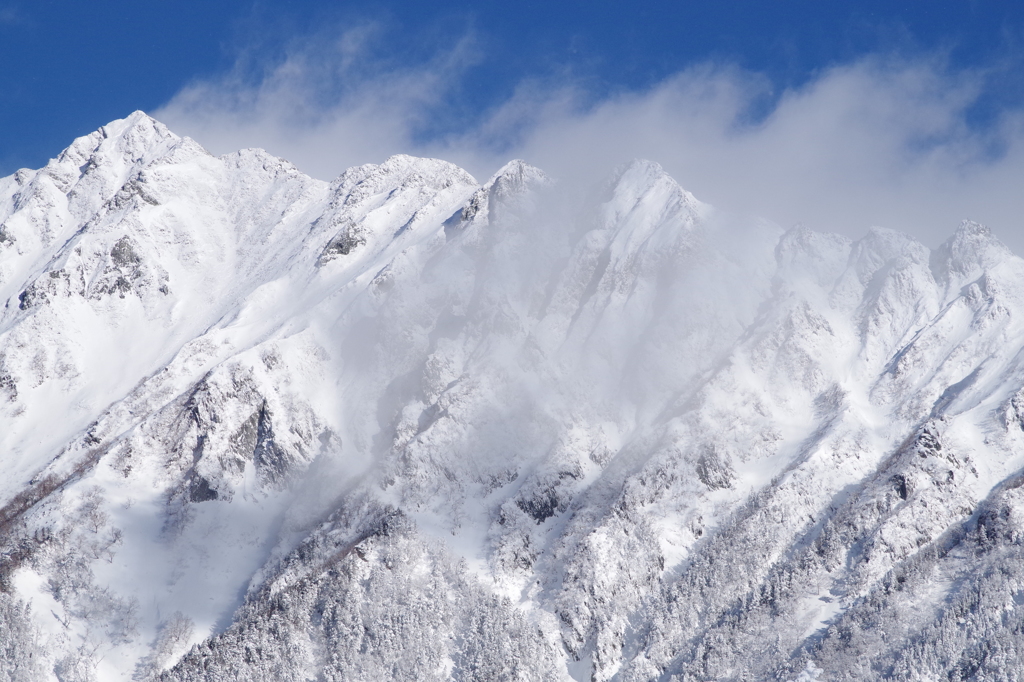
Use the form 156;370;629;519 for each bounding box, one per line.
3;111;1024;681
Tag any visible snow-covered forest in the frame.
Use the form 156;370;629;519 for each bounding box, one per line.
2;112;1024;681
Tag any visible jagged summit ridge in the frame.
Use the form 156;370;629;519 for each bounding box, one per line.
1;115;1024;682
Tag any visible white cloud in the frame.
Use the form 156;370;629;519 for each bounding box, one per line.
155;24;479;181
475;58;1024;252
155;35;1024;253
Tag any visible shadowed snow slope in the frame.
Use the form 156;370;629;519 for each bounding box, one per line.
3;112;1024;681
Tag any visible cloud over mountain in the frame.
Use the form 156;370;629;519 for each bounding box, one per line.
156;33;1024;253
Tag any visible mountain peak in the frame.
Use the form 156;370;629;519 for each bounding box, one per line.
41;111;179;200
101;109;166;137
60;110;177;166
615;157;666;177
377;153;477;187
329;154;477;208
930;219;1013;289
486;159;549;201
774;225;851;289
597;159;705;236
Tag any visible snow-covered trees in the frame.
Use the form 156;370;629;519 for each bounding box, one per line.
5;113;1024;680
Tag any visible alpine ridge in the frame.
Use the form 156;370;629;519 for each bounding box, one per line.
2;111;1024;681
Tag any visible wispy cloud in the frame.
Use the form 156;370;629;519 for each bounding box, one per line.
155;27;1024;253
473;58;1024;252
156;23;480;181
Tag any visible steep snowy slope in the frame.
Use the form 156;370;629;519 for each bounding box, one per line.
3;113;1024;681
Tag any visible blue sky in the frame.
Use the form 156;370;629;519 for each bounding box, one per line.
3;1;1024;248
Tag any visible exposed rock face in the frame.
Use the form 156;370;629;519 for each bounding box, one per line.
3;112;1024;681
